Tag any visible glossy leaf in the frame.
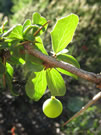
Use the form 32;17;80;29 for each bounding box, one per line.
25;70;47;101
23;25;38;35
6;62;14;77
57;54;80;68
35;37;48;55
23;19;31;32
32;12;48;35
56;68;78;79
23;25;37;41
51;14;79;53
46;68;66;96
3;24;23;40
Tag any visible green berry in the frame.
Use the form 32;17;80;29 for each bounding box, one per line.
42;96;63;118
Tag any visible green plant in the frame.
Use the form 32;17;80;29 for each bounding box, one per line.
0;12;79;118
42;96;63;118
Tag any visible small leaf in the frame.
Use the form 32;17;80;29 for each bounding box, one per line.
56;54;79;79
35;37;48;55
6;62;14;77
25;70;47;101
3;24;23;40
23;19;31;32
32;12;48;35
56;68;78;79
57;54;80;68
19;58;25;64
23;25;39;35
23;25;38;41
46;68;66;96
51;14;79;53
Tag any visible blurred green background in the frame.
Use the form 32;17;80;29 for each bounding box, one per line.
0;0;101;135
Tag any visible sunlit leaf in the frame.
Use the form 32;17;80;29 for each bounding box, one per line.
19;58;25;64
51;14;79;53
3;24;23;40
56;53;80;79
6;62;14;77
57;54;80;68
32;12;48;35
23;19;31;32
46;68;66;96
56;68;78;79
35;37;48;55
25;70;47;101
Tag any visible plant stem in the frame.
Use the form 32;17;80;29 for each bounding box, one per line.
63;91;101;126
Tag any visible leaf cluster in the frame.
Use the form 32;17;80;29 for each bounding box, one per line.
0;12;80;101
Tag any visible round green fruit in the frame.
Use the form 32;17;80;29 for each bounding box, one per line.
42;96;63;118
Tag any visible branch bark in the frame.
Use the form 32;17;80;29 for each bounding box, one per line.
24;44;101;86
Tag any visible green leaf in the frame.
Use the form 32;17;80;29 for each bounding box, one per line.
6;62;14;77
56;53;80;79
51;14;79;53
23;61;43;76
18;58;25;64
0;61;5;74
23;25;37;41
35;37;48;55
57;54;80;68
3;24;23;40
25;70;47;101
56;68;78;79
23;25;39;36
23;19;31;32
32;12;48;35
46;68;66;96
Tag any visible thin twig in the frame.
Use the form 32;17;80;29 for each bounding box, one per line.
33;20;51;36
63;92;101;126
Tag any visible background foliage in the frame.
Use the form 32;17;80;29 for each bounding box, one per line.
0;0;101;135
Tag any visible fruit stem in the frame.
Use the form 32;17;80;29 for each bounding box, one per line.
51;96;55;99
